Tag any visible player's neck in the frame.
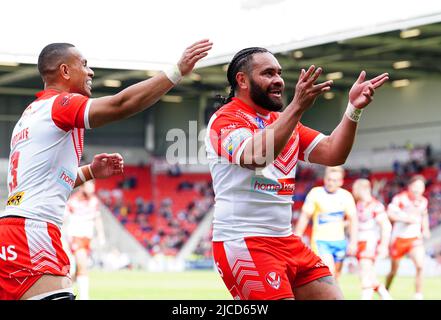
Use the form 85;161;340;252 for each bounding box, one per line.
323;186;339;194
44;82;69;93
235;94;271;116
407;191;421;202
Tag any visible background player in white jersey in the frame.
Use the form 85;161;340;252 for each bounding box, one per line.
295;166;358;280
64;181;105;300
385;175;430;300
205;47;388;300
0;40;212;300
352;178;392;300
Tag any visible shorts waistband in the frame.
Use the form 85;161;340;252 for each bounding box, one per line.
0;216;55;229
0;215;26;225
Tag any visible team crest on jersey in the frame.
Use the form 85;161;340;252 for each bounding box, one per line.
265;272;281;290
60;94;76;106
7;191;25;206
255;117;266;129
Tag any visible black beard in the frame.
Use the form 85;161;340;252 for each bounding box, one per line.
249;78;283;112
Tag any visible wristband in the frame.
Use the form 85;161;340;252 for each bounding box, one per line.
87;164;95;179
164;64;182;85
345;102;363;122
77;168;87;183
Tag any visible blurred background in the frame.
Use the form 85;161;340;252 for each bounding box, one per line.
1;0;441;299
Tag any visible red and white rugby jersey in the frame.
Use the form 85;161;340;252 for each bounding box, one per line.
2;89;92;228
205;98;325;241
388;191;428;240
65;193;100;239
356;197;387;241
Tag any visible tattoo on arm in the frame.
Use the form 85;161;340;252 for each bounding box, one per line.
316;276;336;286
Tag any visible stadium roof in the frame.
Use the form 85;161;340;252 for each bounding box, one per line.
1;0;441;99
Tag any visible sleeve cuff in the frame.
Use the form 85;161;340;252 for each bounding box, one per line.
84;99;93;129
234;136;253;165
303;133;326;163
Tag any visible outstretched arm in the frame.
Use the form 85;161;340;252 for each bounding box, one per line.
74;153;124;188
308;71;389;166
88;39;213;128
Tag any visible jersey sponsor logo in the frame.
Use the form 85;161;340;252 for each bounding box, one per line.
0;245;18;261
251;177;295;196
221;128;252;156
6;191;25;206
58;167;76;190
11;127;30;149
265;271;281;290
318;211;344;224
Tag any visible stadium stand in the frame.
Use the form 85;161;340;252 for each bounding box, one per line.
95;165;214;256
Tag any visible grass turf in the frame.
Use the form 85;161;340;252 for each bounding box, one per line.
83;269;441;300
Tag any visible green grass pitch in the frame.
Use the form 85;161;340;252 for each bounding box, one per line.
82;270;441;300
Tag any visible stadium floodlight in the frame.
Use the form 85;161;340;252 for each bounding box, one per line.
324;92;335;100
400;28;421;38
146;70;160;77
393;60;412;69
103;79;122;88
392;79;410;88
189;73;202;81
292;50;304;59
326;72;343;80
161;95;183;103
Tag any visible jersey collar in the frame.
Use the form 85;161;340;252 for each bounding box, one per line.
231;97;272;117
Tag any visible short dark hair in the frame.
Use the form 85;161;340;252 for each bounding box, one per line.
408;174;426;185
215;47;270;106
37;43;75;80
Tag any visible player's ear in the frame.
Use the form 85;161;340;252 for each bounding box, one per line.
59;63;70;80
236;72;248;90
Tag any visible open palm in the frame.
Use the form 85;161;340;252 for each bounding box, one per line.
349;71;389;109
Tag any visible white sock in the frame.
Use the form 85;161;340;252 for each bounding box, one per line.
76;275;89;300
361;288;374;300
414;292;424;300
375;284;393;300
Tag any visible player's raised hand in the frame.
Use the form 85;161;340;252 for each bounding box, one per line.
177;39;213;76
90;153;124;179
290;65;333;114
349;71;389;109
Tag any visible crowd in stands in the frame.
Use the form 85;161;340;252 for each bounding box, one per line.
95;164;214;256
